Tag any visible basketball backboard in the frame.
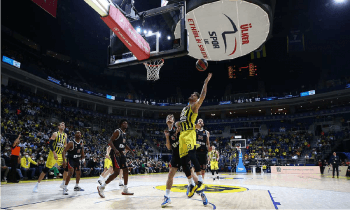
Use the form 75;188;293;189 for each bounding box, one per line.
230;139;246;149
85;0;274;69
108;1;188;68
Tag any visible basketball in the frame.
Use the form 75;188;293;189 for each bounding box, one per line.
196;59;208;71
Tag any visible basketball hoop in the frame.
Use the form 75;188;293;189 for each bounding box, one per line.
144;59;164;81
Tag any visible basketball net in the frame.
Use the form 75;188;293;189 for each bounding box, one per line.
236;145;241;154
144;59;164;81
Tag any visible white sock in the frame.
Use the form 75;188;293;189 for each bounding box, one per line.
62;180;65;185
124;185;128;190
165;189;170;197
64;184;68;189
101;182;106;187
198;175;203;183
75;184;79;187
188;178;192;185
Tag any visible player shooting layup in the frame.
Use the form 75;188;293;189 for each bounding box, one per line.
175;73;212;198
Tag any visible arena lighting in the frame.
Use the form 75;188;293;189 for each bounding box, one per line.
144;30;148;34
157;32;161;37
136;27;141;33
334;0;346;3
148;30;153;35
84;0;110;17
167;36;171;40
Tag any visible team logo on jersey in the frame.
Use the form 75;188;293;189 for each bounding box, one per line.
155;184;247;193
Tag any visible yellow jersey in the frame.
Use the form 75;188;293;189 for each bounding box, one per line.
179;105;198;131
209;150;218;162
53;131;67;154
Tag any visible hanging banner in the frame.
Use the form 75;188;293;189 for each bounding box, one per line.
32;0;58;18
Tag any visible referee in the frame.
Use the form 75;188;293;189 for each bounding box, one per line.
8;134;21;183
330;152;340;178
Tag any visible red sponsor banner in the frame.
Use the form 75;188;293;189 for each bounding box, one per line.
101;5;150;61
32;0;58;18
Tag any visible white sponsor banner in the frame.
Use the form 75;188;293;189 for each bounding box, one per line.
271;166;320;174
175;0;270;61
324;166;347;176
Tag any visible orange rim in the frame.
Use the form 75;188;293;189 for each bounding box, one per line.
144;59;164;67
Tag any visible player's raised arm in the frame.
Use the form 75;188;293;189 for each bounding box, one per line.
193;73;212;112
108;130;121;156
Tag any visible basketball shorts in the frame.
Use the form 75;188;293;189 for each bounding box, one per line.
210;161;219;170
110;150;127;169
67;158;81;171
170;153;181;168
46;151;63;169
179;129;199;158
104;158;112;169
196;152;207;166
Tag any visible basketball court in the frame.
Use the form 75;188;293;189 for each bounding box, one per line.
1;173;350;209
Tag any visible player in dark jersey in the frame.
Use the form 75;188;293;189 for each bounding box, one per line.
97;119;135;198
195;119;210;179
62;131;85;195
161;114;182;207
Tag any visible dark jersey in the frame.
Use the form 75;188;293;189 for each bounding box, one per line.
196;129;208;153
112;128;127;154
168;126;180;156
67;139;83;159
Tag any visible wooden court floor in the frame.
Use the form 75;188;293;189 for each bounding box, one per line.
1;172;350;209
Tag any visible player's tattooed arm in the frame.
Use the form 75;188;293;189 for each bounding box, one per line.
108;130;121;156
62;142;73;168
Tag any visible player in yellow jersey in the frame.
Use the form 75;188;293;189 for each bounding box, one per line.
98;146;113;185
209;146;219;181
175;73;212;198
33;122;68;193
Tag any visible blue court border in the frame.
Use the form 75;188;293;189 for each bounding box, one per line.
268;190;281;209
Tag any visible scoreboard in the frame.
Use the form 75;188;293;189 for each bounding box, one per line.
228;63;257;79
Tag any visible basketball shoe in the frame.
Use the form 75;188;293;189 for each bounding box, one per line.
122;187;134;195
74;186;84;191
186;184;194;197
33;183;39;193
161;196;171;208
188;181;202;198
200;192;208;206
97;186;105;198
63;188;69;195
